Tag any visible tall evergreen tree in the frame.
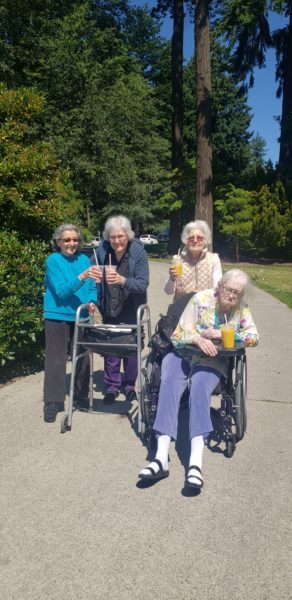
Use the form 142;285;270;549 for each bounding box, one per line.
152;0;185;253
194;0;213;233
274;5;292;170
218;0;292;172
0;0;171;231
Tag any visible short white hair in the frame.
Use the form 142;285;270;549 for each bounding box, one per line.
181;220;211;247
103;215;135;241
219;269;250;302
51;223;83;251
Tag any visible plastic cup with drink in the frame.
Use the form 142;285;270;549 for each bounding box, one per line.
172;254;183;278
92;249;103;282
220;324;235;349
105;264;117;284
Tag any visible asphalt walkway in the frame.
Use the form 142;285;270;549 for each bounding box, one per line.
0;261;291;600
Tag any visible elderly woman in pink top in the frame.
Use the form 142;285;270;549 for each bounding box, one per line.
164;220;222;301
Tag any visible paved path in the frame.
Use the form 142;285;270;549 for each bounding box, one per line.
0;261;291;600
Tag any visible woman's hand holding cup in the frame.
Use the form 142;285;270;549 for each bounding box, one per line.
105;265;117;284
79;265;103;283
169;266;178;281
90;265;103;282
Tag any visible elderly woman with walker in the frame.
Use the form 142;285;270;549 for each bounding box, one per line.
96;215;149;405
43;223;101;423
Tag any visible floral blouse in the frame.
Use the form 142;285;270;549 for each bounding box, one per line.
171;289;259;349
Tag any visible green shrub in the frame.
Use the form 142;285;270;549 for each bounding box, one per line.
143;242;169;257
0;232;48;374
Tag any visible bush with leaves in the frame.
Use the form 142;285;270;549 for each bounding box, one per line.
215;184;256;261
0;83;83;240
0;232;48;373
0;83;84;378
252;181;292;257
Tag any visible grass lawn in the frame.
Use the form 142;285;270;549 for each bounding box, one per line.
149;255;292;308
223;262;292;308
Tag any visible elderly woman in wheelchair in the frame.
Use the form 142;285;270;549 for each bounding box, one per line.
139;269;259;490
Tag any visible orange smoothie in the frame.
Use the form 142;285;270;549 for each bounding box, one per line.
220;325;235;349
175;261;183;277
172;256;183;277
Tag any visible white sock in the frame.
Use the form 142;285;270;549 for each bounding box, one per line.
156;435;171;470
139;434;170;475
188;435;204;484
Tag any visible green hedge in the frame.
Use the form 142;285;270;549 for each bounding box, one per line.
143;242;169;257
0;232;48;374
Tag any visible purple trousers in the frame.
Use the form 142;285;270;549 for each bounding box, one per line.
154;351;220;440
104;355;138;394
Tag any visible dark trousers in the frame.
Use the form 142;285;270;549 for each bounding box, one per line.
43;320;89;405
104;355;138;394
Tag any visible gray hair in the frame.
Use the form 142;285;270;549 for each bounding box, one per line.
103;215;135;241
219;269;250;302
51;223;84;251
181;220;211;247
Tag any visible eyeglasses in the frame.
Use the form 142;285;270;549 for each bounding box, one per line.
109;235;127;241
222;285;243;299
187;235;205;243
61;238;80;243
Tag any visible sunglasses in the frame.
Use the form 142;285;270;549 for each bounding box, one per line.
187;235;205;243
61;238;80;243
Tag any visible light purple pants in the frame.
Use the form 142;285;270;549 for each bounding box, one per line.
154;351;221;440
104;355;138;394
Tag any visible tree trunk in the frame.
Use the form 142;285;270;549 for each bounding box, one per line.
86;205;91;229
279;10;292;170
168;0;184;255
235;235;240;262
195;0;213;237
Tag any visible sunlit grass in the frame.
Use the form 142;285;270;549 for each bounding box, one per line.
223;262;292;308
150;257;292;308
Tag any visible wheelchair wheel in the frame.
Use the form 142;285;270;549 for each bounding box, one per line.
225;438;235;458
234;354;247;441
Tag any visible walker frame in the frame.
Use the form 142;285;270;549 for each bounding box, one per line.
60;303;152;434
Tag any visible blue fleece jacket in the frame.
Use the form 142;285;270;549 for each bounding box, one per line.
44;251;97;321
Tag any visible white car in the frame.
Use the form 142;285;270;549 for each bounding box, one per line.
91;236;102;247
140;234;158;245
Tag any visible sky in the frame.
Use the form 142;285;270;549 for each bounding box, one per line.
131;2;288;166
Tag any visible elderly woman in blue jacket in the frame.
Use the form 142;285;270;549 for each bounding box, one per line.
96;215;149;404
43;223;101;423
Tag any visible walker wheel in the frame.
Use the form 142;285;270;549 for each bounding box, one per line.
61;414;71;434
225;439;234;458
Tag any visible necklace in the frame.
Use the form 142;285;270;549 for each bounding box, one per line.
214;306;230;329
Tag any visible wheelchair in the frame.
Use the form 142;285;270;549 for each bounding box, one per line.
140;343;247;458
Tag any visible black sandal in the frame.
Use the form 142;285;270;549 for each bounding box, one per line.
185;465;204;489
138;458;169;481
